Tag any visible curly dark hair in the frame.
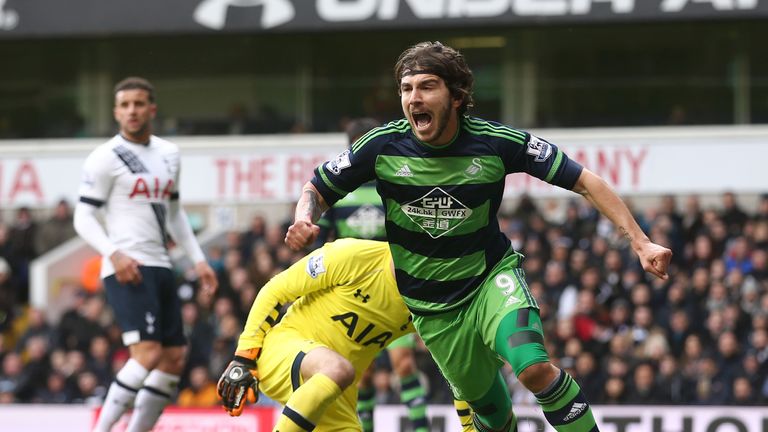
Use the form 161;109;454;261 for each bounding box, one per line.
113;76;156;103
394;41;474;115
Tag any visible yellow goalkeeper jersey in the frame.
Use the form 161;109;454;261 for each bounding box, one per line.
237;238;413;372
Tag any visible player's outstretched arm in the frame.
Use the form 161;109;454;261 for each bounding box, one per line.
572;168;672;279
285;182;328;251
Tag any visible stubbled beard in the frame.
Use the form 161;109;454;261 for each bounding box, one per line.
124;121;149;138
412;98;452;144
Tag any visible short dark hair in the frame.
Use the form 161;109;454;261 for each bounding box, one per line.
394;41;474;115
113;77;156;103
345;117;380;146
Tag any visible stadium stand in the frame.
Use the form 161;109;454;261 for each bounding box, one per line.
1;192;767;408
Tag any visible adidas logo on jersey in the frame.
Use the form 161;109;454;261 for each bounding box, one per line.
563;402;588;422
395;164;413;177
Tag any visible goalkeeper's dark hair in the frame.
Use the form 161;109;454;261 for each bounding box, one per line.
114;76;156;103
345;117;380;147
394;41;474;115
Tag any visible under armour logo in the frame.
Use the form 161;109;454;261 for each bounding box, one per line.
354;289;370;303
194;0;295;30
400;315;412;331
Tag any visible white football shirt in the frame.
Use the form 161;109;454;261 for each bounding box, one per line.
78;135;181;277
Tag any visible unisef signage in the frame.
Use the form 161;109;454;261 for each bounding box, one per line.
0;0;766;37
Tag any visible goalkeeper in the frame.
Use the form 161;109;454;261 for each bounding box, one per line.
314;117;431;432
218;239;467;431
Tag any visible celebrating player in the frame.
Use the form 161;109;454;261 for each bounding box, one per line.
285;41;672;432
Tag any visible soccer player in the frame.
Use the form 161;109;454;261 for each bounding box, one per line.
315;117;430;432
74;77;218;432
285;42;672;432
217;239;424;431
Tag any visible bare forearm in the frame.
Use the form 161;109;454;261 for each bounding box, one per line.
295;182;329;223
574;169;649;248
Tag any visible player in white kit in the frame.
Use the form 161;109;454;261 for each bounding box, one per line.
74;77;218;432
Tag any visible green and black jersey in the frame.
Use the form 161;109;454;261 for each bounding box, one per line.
316;182;386;243
311;116;583;315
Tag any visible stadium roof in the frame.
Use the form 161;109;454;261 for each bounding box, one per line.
1;0;767;38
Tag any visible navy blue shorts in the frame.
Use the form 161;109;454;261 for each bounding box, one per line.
104;266;186;347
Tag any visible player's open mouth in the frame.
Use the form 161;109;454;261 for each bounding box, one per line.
412;112;432;131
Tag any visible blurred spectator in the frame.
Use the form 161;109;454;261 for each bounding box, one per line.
372;368;398;405
657;354;692;404
573;290;610;348
70;371;105;406
625;362;664;404
693;357;729;404
715;331;741;376
34;371;72;403
750;248;767;280
226;103;256;135
86;335;113;387
208;312;240;379
666;309;693;357
725;236;753;275
730;376;759;405
16;308;55;351
34;199;77;254
239;214;266;261
57;294;107;352
721;192;748;237
749;328;768;368
0;257;14;331
2;192;768;407
682;195;704;243
573;351;602;401
0;352;23;401
7;207;38;302
177;365;219;407
630;305;666;355
601;377;626;404
15;335;51;401
688;234;715;269
182;301;215;371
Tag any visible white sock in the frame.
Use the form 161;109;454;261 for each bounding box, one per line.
125;370;180;432
94;359;149;432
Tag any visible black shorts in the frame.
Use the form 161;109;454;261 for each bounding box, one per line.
104;266;186;347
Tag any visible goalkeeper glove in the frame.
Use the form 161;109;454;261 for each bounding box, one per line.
217;348;259;416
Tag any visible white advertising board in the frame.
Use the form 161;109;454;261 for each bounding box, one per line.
376;405;768;432
1;126;766;208
1;404;767;432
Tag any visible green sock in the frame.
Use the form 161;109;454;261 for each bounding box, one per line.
357;387;375;432
400;373;429;432
535;369;599;432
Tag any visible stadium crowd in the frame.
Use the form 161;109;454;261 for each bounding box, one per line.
0;191;767;409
